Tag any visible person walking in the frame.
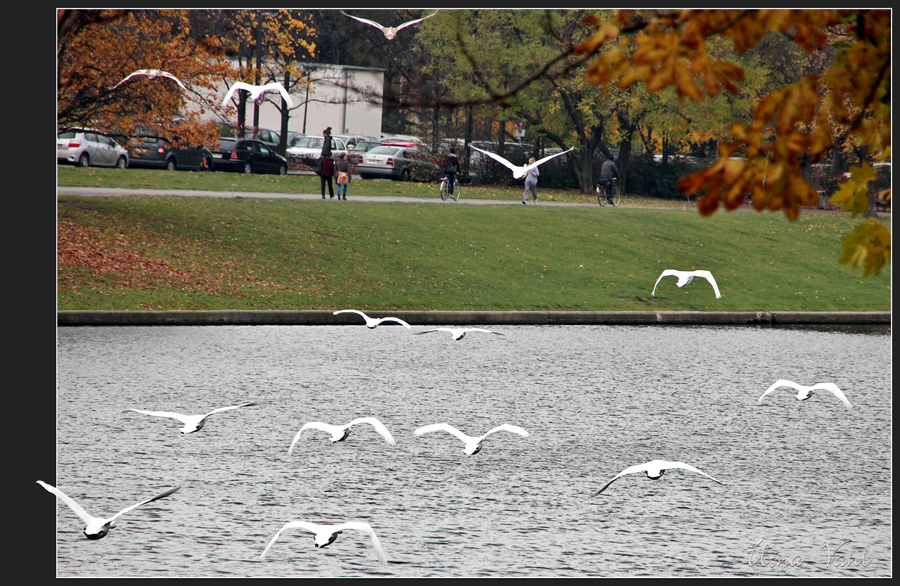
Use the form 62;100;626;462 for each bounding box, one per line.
335;153;351;200
444;148;459;196
598;157;619;204
319;127;335;199
522;158;539;204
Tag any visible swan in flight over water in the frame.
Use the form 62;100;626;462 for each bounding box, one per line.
341;10;439;40
651;269;722;299
36;480;180;540
467;145;574;180
333;309;411;329
592;460;724;495
757;379;852;409
129;402;256;434
288;417;396;455
222;81;294;107
261;520;387;566
111;69;187;91
414;423;529;455
413;327;504;341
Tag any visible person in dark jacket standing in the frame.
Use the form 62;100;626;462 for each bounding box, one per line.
444;148;459;196
320;127;335;199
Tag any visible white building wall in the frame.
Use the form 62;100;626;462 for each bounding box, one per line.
196;60;384;139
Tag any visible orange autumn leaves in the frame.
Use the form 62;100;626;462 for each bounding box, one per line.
574;9;890;277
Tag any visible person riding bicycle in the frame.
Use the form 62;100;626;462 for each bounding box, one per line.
598;157;619;203
444;148;460;196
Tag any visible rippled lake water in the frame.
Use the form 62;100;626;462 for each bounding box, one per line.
53;324;891;577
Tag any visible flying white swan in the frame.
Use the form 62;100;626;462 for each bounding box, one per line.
111;69;187;91
288;417;396;455
341;10;439;40
222;81;294;107
36;480;180;540
261;520;387;566
468;145;574;180
414;423;529;455
412;327;504;341
592;460;724;496
333;309;411;329
651;269;722;299
129;402;256;434
757;379;852;409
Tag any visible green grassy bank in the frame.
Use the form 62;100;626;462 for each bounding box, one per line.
57;190;890;312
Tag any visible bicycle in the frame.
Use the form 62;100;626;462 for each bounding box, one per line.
439;175;461;201
596;177;620;207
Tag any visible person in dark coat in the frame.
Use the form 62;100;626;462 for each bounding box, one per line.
598;157;619;203
444;148;459;195
320;127;335;199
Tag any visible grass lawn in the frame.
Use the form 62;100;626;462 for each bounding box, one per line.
56;169;891;312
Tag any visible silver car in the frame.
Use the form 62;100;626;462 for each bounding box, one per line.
356;145;441;181
285;135;348;166
57;129;129;168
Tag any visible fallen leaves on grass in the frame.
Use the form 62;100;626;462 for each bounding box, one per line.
57;218;195;291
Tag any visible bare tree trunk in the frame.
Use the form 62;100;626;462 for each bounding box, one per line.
277;70;291;158
617;135;633;194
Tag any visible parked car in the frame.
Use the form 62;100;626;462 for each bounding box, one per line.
252;128;282;150
356;144;442;181
57;129;129;168
285;135;348;166
348;140;384;165
127;136;213;171
380;133;428;147
333;134;379;150
209;137;288;175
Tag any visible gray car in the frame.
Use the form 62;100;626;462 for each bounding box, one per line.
57;129;129;168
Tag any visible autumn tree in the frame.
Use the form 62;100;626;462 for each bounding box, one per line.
196;9;317;153
57;9;232;150
574;9;890;277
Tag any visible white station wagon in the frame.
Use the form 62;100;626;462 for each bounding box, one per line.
285;135;348;166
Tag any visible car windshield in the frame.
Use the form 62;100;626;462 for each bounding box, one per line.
58;131;77;139
353;141;381;151
216;139;237;150
366;146;402;156
294;137;323;149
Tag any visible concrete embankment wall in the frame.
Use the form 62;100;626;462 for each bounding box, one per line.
58;311;890;327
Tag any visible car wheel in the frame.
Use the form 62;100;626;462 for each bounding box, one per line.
203;158;213;171
78;153;90;167
243;161;252;174
278;163;287;176
166;158;177;171
359;173;371;180
400;168;410;181
116;156;127;169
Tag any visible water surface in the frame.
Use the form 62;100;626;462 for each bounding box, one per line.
54;324;891;577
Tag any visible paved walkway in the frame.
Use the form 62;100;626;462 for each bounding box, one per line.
57;185;603;207
57;186;861;213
